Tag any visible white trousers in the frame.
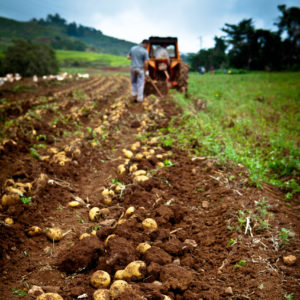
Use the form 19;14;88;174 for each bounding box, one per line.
130;69;145;102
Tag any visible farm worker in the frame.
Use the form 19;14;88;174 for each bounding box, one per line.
127;39;149;102
154;44;169;60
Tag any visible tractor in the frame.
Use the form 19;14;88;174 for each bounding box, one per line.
145;36;189;96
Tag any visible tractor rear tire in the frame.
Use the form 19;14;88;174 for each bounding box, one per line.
176;62;189;96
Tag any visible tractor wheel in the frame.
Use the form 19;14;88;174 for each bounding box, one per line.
176;62;189;96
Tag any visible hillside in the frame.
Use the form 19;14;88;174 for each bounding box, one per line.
0;14;135;56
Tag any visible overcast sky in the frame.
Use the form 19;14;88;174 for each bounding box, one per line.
0;0;299;53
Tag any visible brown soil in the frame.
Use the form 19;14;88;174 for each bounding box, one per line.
0;76;299;300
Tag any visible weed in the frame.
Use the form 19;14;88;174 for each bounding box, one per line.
30;147;40;160
278;228;295;246
112;179;122;185
285;293;294;300
76;214;84;224
36;134;47;141
237;210;247;230
227;238;236;246
28;111;42;120
253;197;273;231
163;159;174;167
56;206;62;210
12;288;27;296
234;259;247;267
20;194;31;205
93;225;101;231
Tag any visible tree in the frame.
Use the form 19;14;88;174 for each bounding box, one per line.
188;37;227;71
46;13;66;25
222;19;256;69
276;5;300;68
4;39;59;76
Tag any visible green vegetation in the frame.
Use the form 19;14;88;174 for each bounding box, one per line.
2;39;58;76
234;259;247;267
12;289;27;296
188;5;300;71
0;14;134;56
166;72;300;198
20;195;31;205
279;228;295;245
56;50;129;68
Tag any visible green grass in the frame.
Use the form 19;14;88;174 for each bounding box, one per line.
55;50;129;67
165;72;300;197
59;67;128;77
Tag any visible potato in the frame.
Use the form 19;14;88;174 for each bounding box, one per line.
80;233;91;240
110;280;130;299
149;149;155;155
103;197;112;205
136;242;151;254
148;137;158;144
156;162;164;168
114;270;125;280
122;149;133;159
135;153;143;160
101;189;110;197
133;170;147;176
131;142;141;151
117;219;127;225
90;270;111;289
133;175;149;183
115;185;124;192
89;207;101;221
123;260;146;279
5;217;14;225
129;164;138;173
93;289;110;300
1;194;20;206
5;186;24;195
142;218;157;230
163;295;172;300
46;227;63;241
68;201;80;207
117;164;126;175
104;234;116;247
125;206;135;218
27;226;42;237
36;292;63;300
156;154;163;159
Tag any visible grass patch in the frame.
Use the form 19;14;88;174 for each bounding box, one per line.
56;50;129;68
165;72;300;197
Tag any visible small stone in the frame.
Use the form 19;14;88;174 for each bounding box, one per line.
225;287;233;295
191;168;197;175
283;255;297;265
202;201;209;209
183;239;198;248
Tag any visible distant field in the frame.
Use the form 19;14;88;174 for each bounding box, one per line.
55;50;130;67
165;72;300;197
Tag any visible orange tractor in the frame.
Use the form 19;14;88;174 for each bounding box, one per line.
145;36;189;96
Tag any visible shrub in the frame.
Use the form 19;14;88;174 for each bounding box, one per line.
4;39;59;76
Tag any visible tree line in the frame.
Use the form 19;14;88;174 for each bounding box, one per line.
188;5;300;71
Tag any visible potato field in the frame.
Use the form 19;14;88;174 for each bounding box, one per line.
0;74;299;300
